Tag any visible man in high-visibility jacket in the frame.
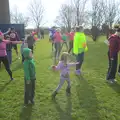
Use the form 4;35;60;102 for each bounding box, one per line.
73;26;88;75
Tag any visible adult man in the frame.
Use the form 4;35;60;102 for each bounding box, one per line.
73;26;88;75
107;26;120;83
8;27;20;58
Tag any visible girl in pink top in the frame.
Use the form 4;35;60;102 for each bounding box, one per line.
0;32;22;80
53;28;62;64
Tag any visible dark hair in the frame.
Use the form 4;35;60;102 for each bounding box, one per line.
11;27;15;30
76;26;83;32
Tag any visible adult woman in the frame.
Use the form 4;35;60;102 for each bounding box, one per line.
54;28;62;63
0;32;22;80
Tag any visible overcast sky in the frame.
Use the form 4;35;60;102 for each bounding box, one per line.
9;0;68;28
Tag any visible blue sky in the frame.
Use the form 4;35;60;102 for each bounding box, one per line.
9;0;68;28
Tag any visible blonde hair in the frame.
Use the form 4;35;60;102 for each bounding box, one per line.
60;52;69;66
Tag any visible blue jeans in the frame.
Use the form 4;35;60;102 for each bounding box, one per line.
76;52;84;70
7;51;12;65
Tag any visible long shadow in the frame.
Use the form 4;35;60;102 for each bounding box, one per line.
53;96;72;120
0;80;11;92
12;63;23;72
76;75;100;120
19;104;33;120
107;82;120;93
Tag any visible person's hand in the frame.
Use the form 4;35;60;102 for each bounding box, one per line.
26;81;30;84
111;58;114;60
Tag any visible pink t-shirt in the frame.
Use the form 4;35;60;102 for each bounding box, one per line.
0;40;10;57
54;32;62;43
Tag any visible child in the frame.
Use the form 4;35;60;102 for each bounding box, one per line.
23;48;36;105
52;52;79;98
21;38;28;63
61;33;68;51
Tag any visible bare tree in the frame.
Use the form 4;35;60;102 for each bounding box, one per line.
55;4;74;32
10;6;29;27
99;0;120;27
71;0;88;26
28;0;44;29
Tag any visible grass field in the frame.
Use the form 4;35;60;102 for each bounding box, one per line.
0;36;120;120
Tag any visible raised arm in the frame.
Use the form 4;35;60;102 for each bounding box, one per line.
67;62;79;67
11;41;22;44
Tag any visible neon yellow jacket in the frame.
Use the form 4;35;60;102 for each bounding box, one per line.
73;32;88;55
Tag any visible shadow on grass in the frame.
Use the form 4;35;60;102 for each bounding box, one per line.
76;75;100;120
0;80;12;92
12;58;18;63
107;82;120;93
12;63;23;72
53;96;72;120
19;104;33;120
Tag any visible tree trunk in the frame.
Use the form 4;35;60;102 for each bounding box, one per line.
0;0;10;24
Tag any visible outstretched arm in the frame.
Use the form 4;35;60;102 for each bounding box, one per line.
52;61;62;70
11;41;22;44
67;62;79;67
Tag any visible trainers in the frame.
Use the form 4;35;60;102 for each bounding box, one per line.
75;70;80;75
66;87;71;94
11;78;14;81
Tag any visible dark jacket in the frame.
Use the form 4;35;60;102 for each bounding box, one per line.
108;34;120;58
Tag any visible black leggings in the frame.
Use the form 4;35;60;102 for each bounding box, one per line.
0;56;12;79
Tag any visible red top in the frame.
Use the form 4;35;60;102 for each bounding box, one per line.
108;34;120;58
66;32;75;41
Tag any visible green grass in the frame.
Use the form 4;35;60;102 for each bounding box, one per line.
0;36;120;120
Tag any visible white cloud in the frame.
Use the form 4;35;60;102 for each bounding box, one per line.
9;0;67;28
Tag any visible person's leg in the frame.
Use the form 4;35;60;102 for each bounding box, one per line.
7;51;10;65
30;80;35;104
65;42;68;50
118;65;120;74
61;42;64;52
107;53;118;81
7;51;12;65
54;43;58;58
24;81;30;105
2;56;13;80
14;45;18;57
52;78;65;98
66;78;71;94
57;43;61;58
76;52;84;70
9;51;12;65
68;41;72;53
22;54;25;63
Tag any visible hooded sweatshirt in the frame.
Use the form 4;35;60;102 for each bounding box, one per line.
23;48;36;81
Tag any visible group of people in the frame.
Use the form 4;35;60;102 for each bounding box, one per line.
49;27;75;64
1;24;120;106
48;26;88;98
